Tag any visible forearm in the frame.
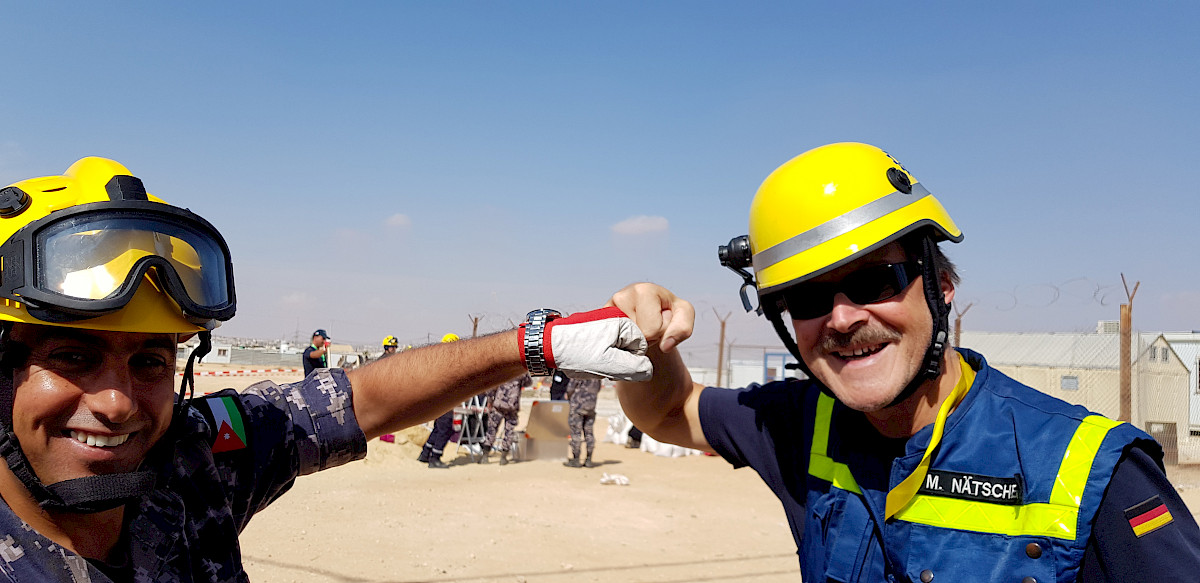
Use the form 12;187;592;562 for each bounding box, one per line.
347;330;526;439
616;345;709;451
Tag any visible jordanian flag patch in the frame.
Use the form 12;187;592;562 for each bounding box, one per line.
1125;495;1174;537
200;395;248;453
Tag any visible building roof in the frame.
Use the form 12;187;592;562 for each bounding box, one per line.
959;331;1153;370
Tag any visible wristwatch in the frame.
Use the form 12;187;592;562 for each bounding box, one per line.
523;308;562;376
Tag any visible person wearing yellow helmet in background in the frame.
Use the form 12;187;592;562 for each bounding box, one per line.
382;334;400;356
0;158;655;581
605;143;1200;581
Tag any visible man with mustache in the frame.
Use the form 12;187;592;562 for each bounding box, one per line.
608;143;1200;581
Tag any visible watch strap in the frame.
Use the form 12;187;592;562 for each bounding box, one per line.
523;309;560;376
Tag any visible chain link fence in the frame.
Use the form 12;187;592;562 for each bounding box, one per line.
958;330;1191;464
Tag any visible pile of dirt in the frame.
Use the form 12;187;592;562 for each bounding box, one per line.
363;425;430;464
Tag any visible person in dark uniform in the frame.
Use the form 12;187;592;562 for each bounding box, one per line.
417;333;462;469
483;373;531;465
564;377;602;467
548;368;570;400
381;335;399;357
626;424;643;449
302;329;330;376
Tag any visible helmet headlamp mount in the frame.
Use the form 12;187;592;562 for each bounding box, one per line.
718;235;761;315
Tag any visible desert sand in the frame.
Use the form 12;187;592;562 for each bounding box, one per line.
191;368;1200;583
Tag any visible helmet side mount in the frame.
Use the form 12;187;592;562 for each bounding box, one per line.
0;187;31;219
718;235;761;315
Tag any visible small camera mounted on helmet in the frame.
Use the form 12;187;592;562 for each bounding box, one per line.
718;235;761;314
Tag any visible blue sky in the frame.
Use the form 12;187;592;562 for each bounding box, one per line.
2;2;1198;361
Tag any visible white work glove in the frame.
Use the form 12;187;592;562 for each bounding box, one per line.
538;307;652;381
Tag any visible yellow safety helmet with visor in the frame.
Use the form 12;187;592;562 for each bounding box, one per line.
0;157;236;334
383;335;399;348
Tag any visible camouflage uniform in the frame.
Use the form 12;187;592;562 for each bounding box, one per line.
0;368;367;582
484;375;527;453
566;378;602;463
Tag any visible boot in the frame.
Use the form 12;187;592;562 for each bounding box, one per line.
626;438;641;449
584;456;597;468
417;449;430;463
563;457;582;468
499;451;509;466
427;458;449;469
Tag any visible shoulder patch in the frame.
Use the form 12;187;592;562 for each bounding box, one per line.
1125;495;1174;537
196;394;249;453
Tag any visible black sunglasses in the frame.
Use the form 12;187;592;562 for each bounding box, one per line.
781;261;921;320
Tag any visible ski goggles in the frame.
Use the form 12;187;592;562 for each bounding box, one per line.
780;261;920;320
0;201;236;323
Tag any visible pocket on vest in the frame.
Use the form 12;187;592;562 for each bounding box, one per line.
907;525;1057;582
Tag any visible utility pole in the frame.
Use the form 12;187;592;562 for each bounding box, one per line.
1119;273;1139;423
467;314;482;338
953;302;974;347
714;308;731;387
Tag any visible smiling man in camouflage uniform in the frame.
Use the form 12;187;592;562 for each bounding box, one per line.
0;159;653;582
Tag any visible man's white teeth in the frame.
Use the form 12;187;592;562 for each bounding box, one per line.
69;430;130;447
838;344;882;358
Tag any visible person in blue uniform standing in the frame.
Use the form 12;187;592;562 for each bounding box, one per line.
607;142;1200;581
302;329;330;376
417;333;464;469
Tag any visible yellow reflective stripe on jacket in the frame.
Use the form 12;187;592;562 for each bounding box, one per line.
809;393;862;494
892;414;1121;540
1051;415;1122;507
885;354;976;519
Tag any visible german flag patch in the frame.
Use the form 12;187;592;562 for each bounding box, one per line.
1125;495;1174;537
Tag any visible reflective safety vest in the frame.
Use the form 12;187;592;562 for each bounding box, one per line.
803;349;1156;583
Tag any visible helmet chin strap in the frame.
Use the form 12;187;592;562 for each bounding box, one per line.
0;326;210;514
882;236;952;408
765;237;952;409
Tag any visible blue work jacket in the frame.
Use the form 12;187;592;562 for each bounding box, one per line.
702;349;1158;582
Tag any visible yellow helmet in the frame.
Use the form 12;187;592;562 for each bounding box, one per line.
748;142;962;295
441;333;459;343
0;157;236;333
383;335;399;348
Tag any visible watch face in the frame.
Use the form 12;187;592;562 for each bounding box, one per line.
527;308;561;321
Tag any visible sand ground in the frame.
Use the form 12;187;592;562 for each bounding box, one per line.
193;369;1200;583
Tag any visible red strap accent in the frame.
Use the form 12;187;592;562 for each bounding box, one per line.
517;323;527;365
544;319;557;369
557;306;628;324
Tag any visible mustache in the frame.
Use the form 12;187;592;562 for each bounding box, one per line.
816;326;902;353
